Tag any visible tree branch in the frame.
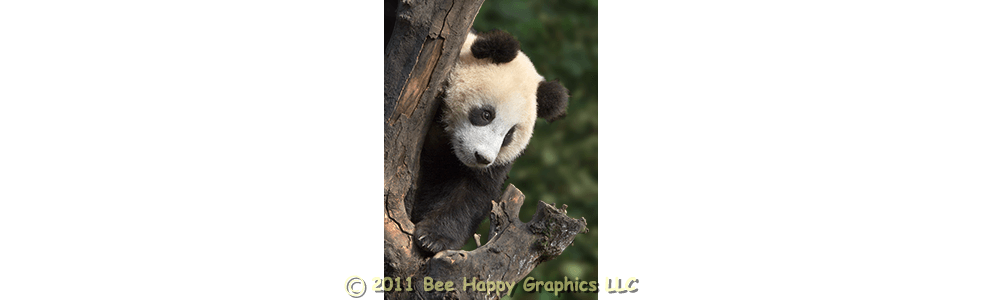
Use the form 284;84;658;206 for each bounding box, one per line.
424;185;588;299
383;1;587;299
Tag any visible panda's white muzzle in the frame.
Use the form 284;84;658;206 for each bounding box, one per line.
452;126;507;168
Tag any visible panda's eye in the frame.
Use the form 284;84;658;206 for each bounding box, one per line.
468;105;495;126
501;125;516;148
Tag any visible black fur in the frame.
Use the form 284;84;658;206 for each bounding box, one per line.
470;30;521;64
468;105;495;126
412;118;512;254
501;125;516;148
537;80;570;122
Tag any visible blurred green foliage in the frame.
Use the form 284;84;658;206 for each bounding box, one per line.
462;1;598;299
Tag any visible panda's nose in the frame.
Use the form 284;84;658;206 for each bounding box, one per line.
474;152;491;165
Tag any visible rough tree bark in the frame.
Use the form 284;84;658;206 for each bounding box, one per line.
384;1;588;299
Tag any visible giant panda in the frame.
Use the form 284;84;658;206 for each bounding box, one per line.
410;29;569;254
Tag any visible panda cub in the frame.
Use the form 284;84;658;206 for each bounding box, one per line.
411;29;569;254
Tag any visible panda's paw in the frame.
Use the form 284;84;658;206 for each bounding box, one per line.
414;221;459;254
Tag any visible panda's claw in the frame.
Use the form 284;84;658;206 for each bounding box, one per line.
414;220;459;254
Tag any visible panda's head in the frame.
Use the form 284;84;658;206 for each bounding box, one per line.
442;30;569;169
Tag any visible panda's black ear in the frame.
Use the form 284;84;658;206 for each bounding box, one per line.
536;80;569;122
471;30;520;64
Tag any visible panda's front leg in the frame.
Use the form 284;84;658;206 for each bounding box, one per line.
413;185;493;254
414;210;474;254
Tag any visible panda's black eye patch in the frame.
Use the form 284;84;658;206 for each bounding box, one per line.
501;125;516;148
468;105;495;126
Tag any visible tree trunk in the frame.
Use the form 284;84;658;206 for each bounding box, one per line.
383;1;587;299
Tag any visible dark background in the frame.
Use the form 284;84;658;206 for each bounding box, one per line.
465;1;598;299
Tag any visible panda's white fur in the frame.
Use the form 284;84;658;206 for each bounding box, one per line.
441;32;543;168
